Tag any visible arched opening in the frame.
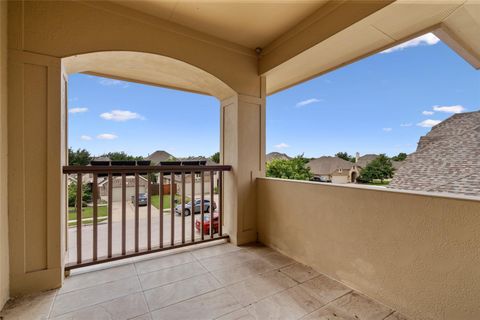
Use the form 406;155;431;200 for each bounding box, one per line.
61;51;236;269
62;51;235;100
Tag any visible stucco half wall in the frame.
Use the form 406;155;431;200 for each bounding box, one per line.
256;177;480;320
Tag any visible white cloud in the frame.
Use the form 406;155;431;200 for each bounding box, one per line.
99;78;130;88
296;98;321;107
381;33;440;54
69;107;88;114
422;110;434;115
417;119;441;128
97;133;118;140
400;123;412;127
274;142;290;149
432;105;466;114
100;110;145;121
80;135;92;141
383;128;393;132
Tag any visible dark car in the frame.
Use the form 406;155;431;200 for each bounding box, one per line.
175;199;216;216
131;193;148;206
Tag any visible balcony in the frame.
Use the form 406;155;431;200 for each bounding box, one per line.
2;1;480;320
0;241;409;320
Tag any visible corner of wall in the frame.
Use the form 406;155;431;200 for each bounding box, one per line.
0;0;10;310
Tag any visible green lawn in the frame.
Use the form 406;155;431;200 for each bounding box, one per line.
367;180;391;186
68;206;108;221
150;194;190;210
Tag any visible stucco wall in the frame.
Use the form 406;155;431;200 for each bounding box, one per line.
0;0;9;309
257;178;480;320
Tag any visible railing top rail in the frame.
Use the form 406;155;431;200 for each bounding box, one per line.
63;164;232;174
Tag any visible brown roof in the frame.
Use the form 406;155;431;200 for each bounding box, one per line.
355;154;378;168
266;152;291;162
146;150;175;164
308;157;353;176
388;111;480;197
356;154;404;170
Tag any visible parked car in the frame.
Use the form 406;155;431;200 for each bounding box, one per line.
131;193;148;206
195;212;219;235
175;199;216;216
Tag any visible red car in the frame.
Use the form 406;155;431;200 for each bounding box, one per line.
195;212;219;235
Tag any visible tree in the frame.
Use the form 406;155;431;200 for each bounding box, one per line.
68;148;92;165
358;154;394;183
100;151;143;161
68;182;92;207
266;155;313;181
391;152;407;161
335;152;355;162
210;152;220;163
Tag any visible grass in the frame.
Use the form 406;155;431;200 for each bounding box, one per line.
150;194;190;210
68;206;108;226
68;206;108;221
367;180;391;186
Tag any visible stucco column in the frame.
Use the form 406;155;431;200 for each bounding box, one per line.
8;50;66;296
220;78;266;245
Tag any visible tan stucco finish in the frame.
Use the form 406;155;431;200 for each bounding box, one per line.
62;51;235;100
3;0;480;310
0;0;9;309
257;178;480;320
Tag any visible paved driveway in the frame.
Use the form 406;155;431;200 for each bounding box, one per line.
67;196;219;264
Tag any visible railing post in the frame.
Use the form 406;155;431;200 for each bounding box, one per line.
62;165;231;269
76;173;82;264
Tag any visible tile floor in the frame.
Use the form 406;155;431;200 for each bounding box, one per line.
0;241;410;320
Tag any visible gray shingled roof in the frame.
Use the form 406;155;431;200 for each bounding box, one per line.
308;156;353;175
388;111;480;197
146;150;175;164
266;152;291;162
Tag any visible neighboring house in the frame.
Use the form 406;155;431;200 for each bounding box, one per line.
98;175;149;201
266;152;291;162
163;171;217;198
388;111;480;197
146;150;175;164
357;153;403;171
308;156;359;184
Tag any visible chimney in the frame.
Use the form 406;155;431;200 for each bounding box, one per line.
355;152;360;163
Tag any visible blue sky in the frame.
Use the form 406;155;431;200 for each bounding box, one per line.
68;33;480;158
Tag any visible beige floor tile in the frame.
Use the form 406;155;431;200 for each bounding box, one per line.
212;258;275;285
150;289;240;320
226;270;297;306
280;263;319;283
199;249;257;272
260;251;295;269
326;292;393;320
134;252;194;274
51;292;148;320
300;274;351;305
50;276;142;317
215;308;255;320
60;264;136;294
247;285;323;320
191;243;241;260
301;305;356;320
131;313;152;320
0;290;56;320
144;273;221;311
243;243;275;256
138;261;207;290
385;311;409;320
